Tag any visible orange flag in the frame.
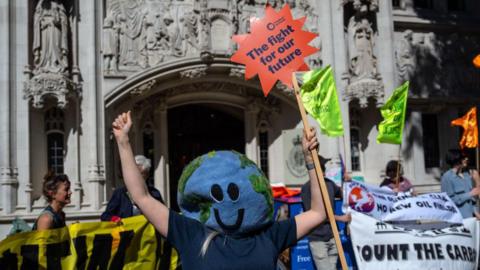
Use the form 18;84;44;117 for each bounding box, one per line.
474;54;480;69
451;107;478;148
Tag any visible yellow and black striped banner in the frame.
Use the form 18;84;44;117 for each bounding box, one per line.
0;215;179;269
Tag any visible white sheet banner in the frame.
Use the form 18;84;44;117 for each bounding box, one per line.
350;211;479;270
344;181;463;223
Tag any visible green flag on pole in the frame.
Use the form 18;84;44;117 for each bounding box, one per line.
300;66;344;137
376;81;409;144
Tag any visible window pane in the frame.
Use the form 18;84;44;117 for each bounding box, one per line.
448;0;465;11
421;114;440;168
414;0;433;9
143;132;154;185
47;132;64;174
259;131;269;178
350;128;361;171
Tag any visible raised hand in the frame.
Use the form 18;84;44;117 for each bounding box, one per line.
112;111;132;143
302;127;318;164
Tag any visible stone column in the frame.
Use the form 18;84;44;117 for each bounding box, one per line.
327;0;352;170
377;0;396;98
0;0;19;214
16;0;30;213
71;0;80;84
154;99;169;205
79;0;106;210
244;99;259;163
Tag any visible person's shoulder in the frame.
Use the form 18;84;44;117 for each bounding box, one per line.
38;211;54;220
301;181;310;192
324;178;335;184
36;212;54;229
324;178;338;189
401;177;413;184
441;170;454;180
379;178;390;187
112;186;128;193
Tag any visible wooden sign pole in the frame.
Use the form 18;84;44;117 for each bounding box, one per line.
292;74;349;270
396;145;402;190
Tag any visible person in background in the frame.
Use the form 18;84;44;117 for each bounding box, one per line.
101;155;164;222
301;155;351;270
380;160;417;195
32;171;71;230
441;149;480;218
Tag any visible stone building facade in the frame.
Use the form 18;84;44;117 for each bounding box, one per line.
0;0;479;238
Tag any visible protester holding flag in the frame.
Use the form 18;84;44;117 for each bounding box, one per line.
301;155;351;270
32;171;71;230
441;149;480;218
380;160;416;195
112;111;327;270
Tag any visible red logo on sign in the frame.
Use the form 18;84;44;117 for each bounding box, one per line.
348;186;375;213
231;5;318;96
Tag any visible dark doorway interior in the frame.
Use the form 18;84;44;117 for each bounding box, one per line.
168;104;245;210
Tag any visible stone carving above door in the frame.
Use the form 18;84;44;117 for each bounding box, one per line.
342;0;384;108
103;0;322;76
24;0;80;109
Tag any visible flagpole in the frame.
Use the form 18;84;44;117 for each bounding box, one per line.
292;74;349;270
342;135;349;181
396;145;402;190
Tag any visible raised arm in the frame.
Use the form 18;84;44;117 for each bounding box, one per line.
295;128;327;240
112;111;169;236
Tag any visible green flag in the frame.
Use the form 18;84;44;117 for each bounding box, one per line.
300;66;344;137
376;81;409;144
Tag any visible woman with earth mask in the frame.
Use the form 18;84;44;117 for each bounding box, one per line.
112;111;326;269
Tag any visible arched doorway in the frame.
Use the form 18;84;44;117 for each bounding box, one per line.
168;103;245;210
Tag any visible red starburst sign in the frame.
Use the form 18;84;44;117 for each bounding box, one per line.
231;4;318;96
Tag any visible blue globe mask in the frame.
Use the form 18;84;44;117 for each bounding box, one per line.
177;151;273;235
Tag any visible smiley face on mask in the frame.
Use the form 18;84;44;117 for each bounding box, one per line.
177;151;273;235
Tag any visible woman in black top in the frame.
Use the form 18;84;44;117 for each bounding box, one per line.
33;171;71;230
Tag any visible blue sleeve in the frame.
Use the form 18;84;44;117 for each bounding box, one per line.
441;173;472;206
333;183;342;198
267;218;297;252
101;189;121;221
167;211;204;250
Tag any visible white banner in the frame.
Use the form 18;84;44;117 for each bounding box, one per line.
350;211;479;270
344;181;463;224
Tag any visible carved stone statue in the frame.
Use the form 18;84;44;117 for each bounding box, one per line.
103;11;119;73
180;11;200;57
33;0;69;74
395;30;415;82
342;0;384;107
117;0;146;66
347;17;379;82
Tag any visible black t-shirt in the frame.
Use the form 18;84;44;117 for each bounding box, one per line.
301;178;341;241
167;211;297;270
